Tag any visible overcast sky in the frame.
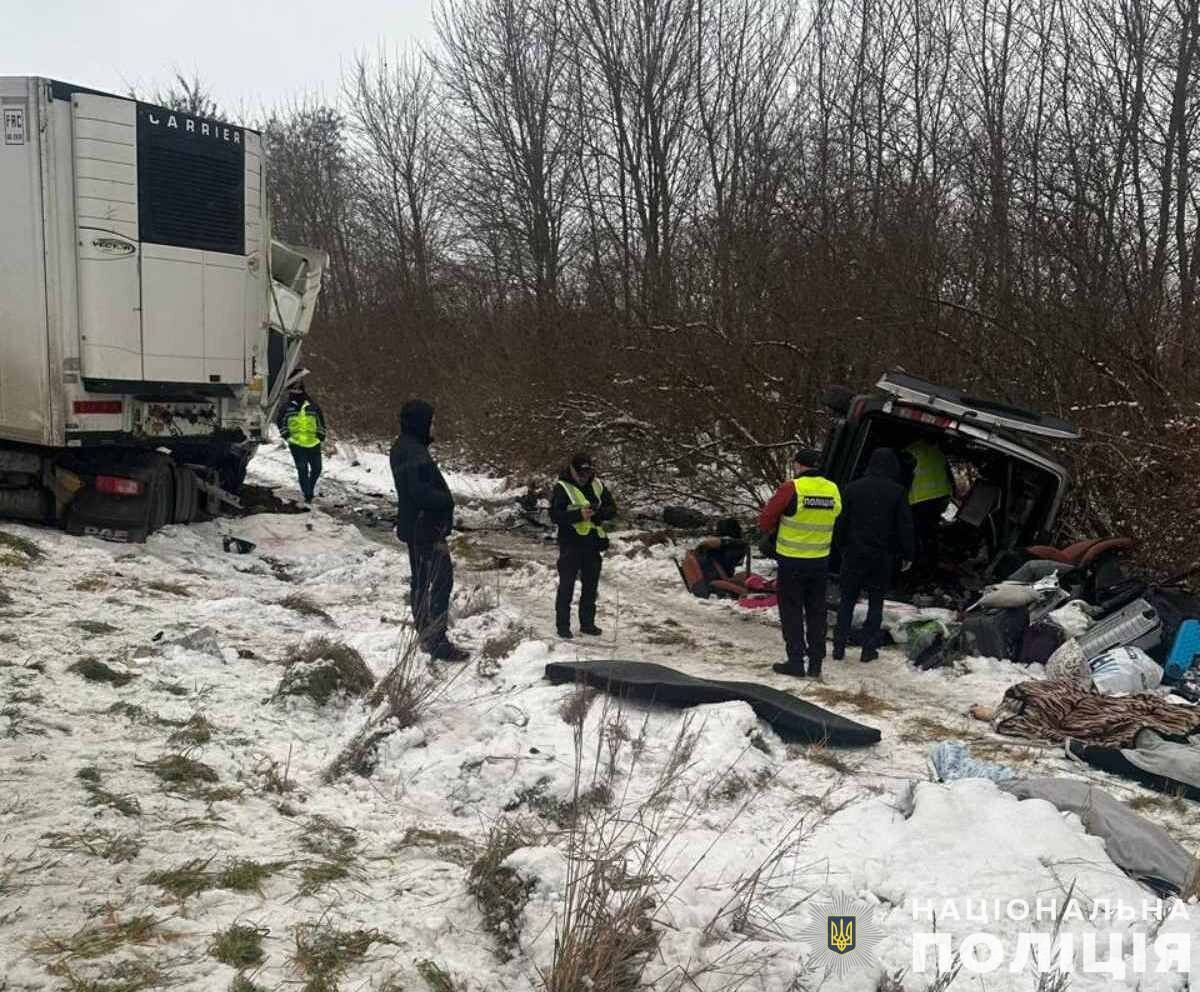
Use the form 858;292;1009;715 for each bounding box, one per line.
9;0;438;117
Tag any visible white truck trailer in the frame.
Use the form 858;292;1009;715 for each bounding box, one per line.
0;76;325;541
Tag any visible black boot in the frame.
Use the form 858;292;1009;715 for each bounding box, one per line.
579;624;602;636
807;659;823;678
432;642;470;662
772;662;807;678
832;643;845;661
557;627;574;640
860;648;878;663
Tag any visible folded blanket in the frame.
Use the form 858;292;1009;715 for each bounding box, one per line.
995;679;1200;747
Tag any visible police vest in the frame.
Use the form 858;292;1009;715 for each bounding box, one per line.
907;440;951;505
558;479;606;538
287;402;321;448
776;476;841;559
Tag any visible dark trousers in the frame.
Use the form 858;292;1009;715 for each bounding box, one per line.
556;546;602;631
408;541;454;651
835;554;892;652
777;557;829;667
289;444;322;501
911;498;948;575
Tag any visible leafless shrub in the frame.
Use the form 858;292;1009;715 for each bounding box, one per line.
324;632;469;781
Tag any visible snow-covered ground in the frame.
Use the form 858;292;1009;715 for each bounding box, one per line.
1;440;1197;991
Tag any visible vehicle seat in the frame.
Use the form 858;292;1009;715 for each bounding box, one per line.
1025;537;1135;566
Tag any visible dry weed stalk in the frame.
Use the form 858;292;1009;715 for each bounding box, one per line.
323;631;470;781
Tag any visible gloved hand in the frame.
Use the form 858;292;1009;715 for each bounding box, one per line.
901;559;913;572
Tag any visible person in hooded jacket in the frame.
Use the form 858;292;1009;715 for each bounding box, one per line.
832;447;915;663
550;452;617;639
276;379;327;504
390;400;468;661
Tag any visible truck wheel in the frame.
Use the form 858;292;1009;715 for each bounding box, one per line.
147;458;175;534
172;465;200;524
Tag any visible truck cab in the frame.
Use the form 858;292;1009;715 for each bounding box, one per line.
821;372;1080;581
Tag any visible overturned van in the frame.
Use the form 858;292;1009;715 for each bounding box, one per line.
821;372;1082;582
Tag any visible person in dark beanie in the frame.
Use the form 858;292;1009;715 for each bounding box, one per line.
832;447;915;663
549;452;617;638
758;447;842;678
276;376;327;503
390;400;468;661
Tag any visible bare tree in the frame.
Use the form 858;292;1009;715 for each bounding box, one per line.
347;47;451;310
436;0;580;317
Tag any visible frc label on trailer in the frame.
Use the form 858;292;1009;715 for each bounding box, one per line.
3;106;25;145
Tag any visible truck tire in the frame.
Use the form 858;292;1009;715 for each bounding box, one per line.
172;465;199;524
147;457;175;534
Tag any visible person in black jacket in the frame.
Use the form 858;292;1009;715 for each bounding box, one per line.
832;447;915;663
549;452;617;639
390;400;468;661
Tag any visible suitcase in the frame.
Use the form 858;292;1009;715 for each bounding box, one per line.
1163;619;1200;682
1078;598;1162;660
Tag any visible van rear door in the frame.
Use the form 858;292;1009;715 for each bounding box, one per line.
877;372;1080;441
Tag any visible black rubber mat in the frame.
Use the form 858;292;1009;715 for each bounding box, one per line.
544;659;882;746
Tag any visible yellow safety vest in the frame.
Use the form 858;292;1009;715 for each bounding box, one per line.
907;440;951;505
558;479;606;538
776;476;842;559
287;401;321;449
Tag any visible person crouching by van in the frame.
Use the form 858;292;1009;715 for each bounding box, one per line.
277;377;327;504
832;448;914;663
550;453;617;639
758;448;842;679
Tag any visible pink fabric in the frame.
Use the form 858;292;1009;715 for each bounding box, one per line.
738;594;779;610
744;574;776;593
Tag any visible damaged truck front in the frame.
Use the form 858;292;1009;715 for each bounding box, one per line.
822;372;1083;583
0;76;325;541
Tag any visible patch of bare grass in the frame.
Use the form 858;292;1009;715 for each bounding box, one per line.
396;827;475;867
898;715;962;744
416;959;460;991
78;767;141;817
468;818;540;961
804;683;896;717
144;579;191;597
137;754;219;795
274;637;374;706
145;858;286;901
43;828;142;864
32;909;175;960
71;620;120;635
297;816;359;896
0;531;44;568
280;592;335;625
480;624;532;661
289;921;393;991
166;713;215;748
324;633;469;781
209;922;268;969
68;657;137;687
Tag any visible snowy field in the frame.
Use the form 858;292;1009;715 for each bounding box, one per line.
1;439;1197;991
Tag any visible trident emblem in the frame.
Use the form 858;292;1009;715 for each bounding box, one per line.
828;915;856;955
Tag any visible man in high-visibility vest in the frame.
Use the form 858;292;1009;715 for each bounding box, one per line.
758;448;842;678
905;438;954;577
276;379;327;504
549;452;617;639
